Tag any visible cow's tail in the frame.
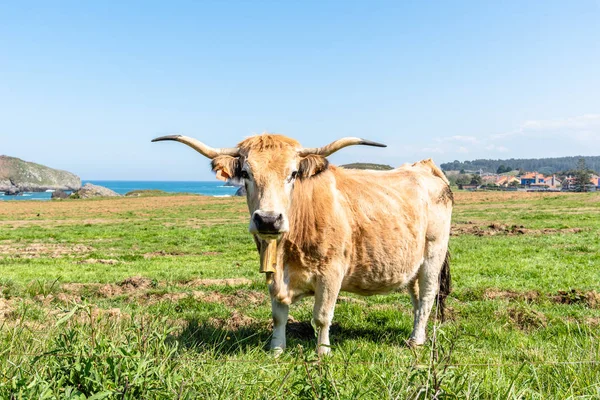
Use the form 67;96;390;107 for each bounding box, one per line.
436;250;452;322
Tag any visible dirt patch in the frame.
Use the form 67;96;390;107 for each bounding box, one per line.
208;310;255;330
78;259;120;265
185;278;253;287
0;298;15;319
586;317;600;326
61;283;90;294
96;284;123;297
0;243;93;258
552;290;600;309
191;290;266;308
505;307;547;331
94;277;155;298
142;292;189;304
120;276;154;290
483;289;540;303
451;222;584;237
55;293;82;304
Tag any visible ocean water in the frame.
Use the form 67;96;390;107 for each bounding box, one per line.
0;181;239;201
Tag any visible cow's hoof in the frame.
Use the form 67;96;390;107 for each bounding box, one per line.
406;337;426;348
317;345;332;357
271;347;285;358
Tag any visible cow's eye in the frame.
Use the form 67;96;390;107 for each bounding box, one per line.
289;171;298;182
241;170;250;180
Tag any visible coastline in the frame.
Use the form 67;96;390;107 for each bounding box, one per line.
0;180;239;201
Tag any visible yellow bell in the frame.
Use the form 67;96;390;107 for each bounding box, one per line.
259;240;278;284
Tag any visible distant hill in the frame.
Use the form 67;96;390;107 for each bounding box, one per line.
0;155;81;194
340;163;393;171
441;156;600;174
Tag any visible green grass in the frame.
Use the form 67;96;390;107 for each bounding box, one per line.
0;192;599;398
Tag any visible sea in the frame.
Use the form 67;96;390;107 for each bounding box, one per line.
0;181;239;201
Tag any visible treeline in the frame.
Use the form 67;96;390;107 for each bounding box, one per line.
441;156;600;174
341;163;393;170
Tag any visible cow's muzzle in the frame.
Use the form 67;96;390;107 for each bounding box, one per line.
251;211;288;236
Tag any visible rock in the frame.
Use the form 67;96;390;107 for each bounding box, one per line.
4;187;21;196
51;189;70;199
0;155;81;193
235;186;246;196
71;183;121;199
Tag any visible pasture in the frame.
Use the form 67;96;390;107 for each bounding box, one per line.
0;192;599;398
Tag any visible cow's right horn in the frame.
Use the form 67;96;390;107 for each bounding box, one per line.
298;137;386;157
152;135;240;159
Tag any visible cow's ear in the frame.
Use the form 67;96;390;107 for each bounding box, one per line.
211;156;240;182
298;155;329;178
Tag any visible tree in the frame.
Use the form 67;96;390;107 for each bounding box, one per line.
574;158;592;192
470;175;482;186
455;174;471;189
496;165;513;174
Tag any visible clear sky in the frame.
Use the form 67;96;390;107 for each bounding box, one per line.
1;1;599;180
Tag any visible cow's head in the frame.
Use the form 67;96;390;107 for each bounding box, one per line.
152;134;385;239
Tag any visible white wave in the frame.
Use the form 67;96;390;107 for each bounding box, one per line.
213;195;232;198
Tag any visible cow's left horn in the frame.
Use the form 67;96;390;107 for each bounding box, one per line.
152;135;239;159
298;137;387;157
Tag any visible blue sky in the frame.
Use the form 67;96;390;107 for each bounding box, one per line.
1;1;599;180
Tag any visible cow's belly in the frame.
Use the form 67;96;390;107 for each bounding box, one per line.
340;256;423;295
340;225;426;295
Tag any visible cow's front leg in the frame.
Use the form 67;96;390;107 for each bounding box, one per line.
312;274;343;356
270;298;289;357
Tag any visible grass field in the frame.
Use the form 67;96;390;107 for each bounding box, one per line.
0;192;599;399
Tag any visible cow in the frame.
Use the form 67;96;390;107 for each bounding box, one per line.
152;133;453;356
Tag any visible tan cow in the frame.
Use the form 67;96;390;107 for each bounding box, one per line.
153;133;453;355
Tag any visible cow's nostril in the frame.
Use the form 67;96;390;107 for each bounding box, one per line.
276;214;283;222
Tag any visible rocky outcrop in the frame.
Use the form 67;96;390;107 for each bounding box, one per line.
51;190;70;199
0;155;81;194
71;183;121;199
235;186;246;196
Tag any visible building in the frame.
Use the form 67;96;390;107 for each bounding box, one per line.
496;176;520;187
520;172;545;186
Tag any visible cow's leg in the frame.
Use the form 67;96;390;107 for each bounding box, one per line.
270;298;289;357
312;273;343;356
409;243;446;346
407;277;419;319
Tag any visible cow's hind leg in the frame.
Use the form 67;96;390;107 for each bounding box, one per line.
407;277;419;321
270;298;289;357
409;243;448;346
312;273;343;356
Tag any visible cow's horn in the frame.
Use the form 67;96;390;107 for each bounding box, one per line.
151;135;240;158
298;137;387;157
